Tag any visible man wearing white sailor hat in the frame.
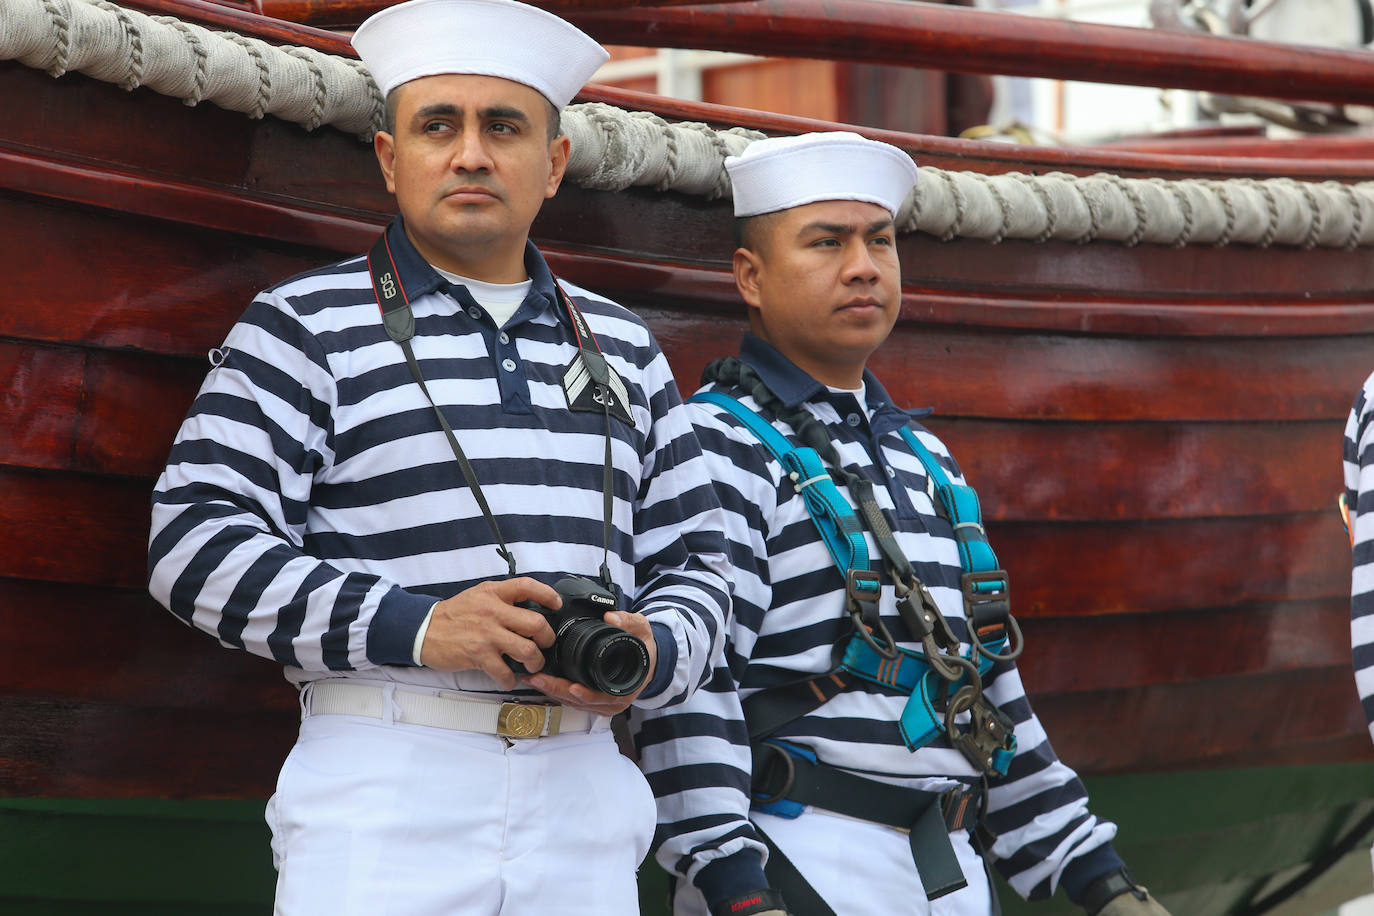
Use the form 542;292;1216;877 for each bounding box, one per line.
149;0;733;913
632;132;1172;916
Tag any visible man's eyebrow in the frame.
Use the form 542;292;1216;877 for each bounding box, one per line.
480;105;532;125
413;103;459;120
409;104;532;125
798;221;857;236
797;218;894;236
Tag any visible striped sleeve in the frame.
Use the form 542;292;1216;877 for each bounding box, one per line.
1348;371;1374;739
569;286;732;709
632;401;778;886
147;285;431;672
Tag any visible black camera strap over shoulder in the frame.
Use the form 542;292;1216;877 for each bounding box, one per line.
366;231;616;589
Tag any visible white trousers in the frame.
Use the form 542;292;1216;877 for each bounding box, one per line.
673;808;993;916
266;712;657;916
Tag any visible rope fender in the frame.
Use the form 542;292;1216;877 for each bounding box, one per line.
3;0;1373;248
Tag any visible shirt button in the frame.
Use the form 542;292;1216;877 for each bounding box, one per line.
468;307;481;320
501;358;517;372
498;332;510;345
846;413;861;427
886;466;896;477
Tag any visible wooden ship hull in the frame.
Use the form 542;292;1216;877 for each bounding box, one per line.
3;1;1374;912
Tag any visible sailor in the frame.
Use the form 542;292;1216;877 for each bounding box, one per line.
632;132;1170;916
147;0;730;912
1346;371;1374;740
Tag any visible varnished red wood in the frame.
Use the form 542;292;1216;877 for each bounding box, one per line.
5;1;1374;805
0;470;153;590
4;344;1351;523
133;0;1374;108
0;580;294;712
247;0;751;27
1034;667;1370;775
1015;598;1356;696
0;462;1347;620
564;0;1374;107
992;513;1350;617
3;661;1362;796
1;695;296;797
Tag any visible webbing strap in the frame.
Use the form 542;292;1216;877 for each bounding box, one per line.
751;743;970;900
693;391;872;583
897;427;1002;590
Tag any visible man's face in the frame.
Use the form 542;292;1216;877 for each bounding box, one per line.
735;199;901;386
374;73;569;278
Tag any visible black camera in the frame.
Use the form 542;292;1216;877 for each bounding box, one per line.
507;576;651;697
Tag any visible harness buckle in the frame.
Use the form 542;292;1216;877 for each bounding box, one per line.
940;784;981;833
845;568;882;605
961;570;1023;663
750;741;798;807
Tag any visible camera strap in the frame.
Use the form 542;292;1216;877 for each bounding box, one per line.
554;283;618;591
366;231;616;588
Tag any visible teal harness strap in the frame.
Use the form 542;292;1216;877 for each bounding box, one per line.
897;427;1003;592
693;391;879;601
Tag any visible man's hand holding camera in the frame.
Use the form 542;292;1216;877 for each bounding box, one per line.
419;577;559;690
523;608;657;715
419;575;655;713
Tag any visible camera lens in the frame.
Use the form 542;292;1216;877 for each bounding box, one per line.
552;618;650;697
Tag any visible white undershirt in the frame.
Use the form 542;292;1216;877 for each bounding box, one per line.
434;266;533;329
827;381;871;419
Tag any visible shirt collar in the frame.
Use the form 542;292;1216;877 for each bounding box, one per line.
382;216;569;327
738;333;932;424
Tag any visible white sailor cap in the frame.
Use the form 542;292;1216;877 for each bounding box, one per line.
352;0;610;109
725;131;919;219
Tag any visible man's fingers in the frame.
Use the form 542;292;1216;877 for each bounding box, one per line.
495;629;546;675
493;576;562;610
506;605;556;648
525;672;634;715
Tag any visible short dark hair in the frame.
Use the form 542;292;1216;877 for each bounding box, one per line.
733;212;779;254
382;87;562;141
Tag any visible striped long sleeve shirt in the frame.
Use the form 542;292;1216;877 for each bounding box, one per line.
633;335;1121;907
148;218;729;706
1347;370;1374;738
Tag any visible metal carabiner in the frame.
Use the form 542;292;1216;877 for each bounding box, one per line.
925;644;982;690
943;683;981;735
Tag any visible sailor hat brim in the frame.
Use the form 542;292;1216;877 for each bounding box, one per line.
725;131;919;219
353;0;609;110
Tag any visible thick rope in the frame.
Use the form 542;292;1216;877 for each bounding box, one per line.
4;0;1374;248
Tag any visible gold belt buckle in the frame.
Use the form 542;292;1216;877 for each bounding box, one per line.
497;702;562;738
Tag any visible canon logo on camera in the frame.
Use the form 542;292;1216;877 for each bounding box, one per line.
588;593;615;606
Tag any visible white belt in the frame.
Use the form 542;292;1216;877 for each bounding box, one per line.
304;680;600;739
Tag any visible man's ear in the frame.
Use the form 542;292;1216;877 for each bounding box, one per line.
374;131;398;195
545;134;572;198
733;246;764;309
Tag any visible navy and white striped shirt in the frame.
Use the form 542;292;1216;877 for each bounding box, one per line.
149;218;729;707
1347;370;1374;738
633;335;1121;905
